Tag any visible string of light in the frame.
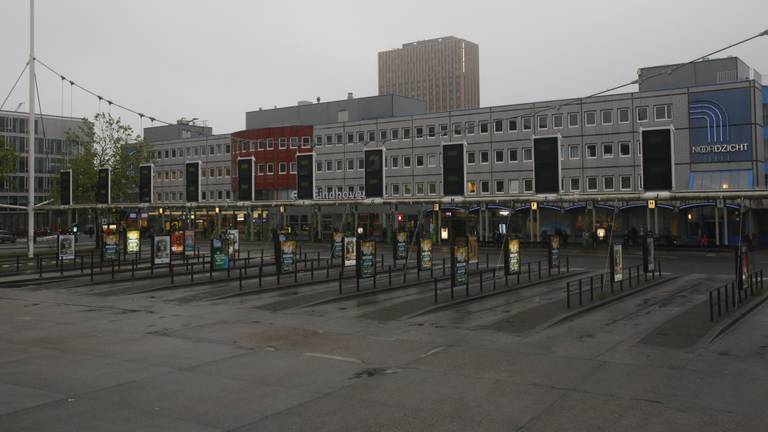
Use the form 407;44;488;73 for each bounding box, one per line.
34;57;175;127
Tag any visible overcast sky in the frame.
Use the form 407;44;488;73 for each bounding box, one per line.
2;0;767;136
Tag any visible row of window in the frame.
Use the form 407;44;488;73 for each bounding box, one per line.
465;174;640;195
156;190;232;202
155;166;232;181
155;143;231;160
315;153;442;173
235;136;311;152
255;162;297;175
314;105;672;145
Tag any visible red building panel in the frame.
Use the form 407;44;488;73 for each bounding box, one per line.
231;126;313;197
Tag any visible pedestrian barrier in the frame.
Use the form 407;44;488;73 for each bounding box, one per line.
708;269;764;322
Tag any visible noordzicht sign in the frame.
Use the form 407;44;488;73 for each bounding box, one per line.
688;88;753;163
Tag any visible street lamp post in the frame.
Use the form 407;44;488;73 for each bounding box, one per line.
27;0;36;258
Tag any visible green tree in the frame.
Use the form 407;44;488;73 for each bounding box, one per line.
52;113;153;204
0;136;19;182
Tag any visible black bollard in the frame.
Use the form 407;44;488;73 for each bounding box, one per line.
338;272;343;295
434;278;438;304
493;269;497;291
239;268;243;291
389;265;392;287
528;262;531;282
578;279;583;305
311;261;314;280
566;282;571;308
259;264;263;288
90;253;94;282
538;261;541;280
708;290;714;321
170;263;174;284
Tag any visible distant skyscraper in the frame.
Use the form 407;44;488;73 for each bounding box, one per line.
378;36;479;113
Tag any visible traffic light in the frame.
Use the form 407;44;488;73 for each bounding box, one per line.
96;167;110;204
296;154;314;200
60;170;72;205
237;157;254;201
138;164;153;203
185;161;201;202
72;223;78;234
396;213;404;223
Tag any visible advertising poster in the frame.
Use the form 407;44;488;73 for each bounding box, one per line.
359;240;376;279
184;230;195;255
612;243;623;282
468;235;479;264
453;245;468;286
395;231;408;260
344;236;357;267
507;239;520;275
153;235;171;265
126;229;141;254
549;235;560;268
58;234;75;260
211;238;229;270
171;231;184;255
280;240;297;274
102;224;118;260
227;229;240;253
419;239;433;271
332;232;343;258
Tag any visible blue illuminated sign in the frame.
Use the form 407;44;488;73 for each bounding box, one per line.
688;88;753;163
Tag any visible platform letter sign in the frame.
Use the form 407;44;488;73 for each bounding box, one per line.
296;154;314;200
364;149;384;198
419;239;433;271
96;167;110;204
533;137;559;194
185;162;201;202
452;245;468;287
506;239;520;275
358;240;376;279
442;143;465;196
153;235;171;265
394;231;408;261
139;164;153;203
237;157;255;201
60;170;72;205
57;234;75;260
611;243;623;283
548;235;560;269
643;233;655;273
343;237;357;267
280;240;297;274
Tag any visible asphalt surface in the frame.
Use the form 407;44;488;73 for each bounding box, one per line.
1;244;767;431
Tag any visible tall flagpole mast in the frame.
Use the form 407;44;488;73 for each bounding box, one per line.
27;0;36;258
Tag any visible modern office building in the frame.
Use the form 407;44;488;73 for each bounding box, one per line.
0;111;84;232
378;36;480;113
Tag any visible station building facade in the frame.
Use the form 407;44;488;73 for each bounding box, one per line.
310;58;765;245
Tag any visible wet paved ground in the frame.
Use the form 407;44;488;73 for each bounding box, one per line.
1;245;767;431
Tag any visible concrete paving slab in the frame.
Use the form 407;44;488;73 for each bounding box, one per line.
81;370;318;430
0;352;172;395
410;345;603;389
185;349;363;393
0;397;221;432
0;382;63;416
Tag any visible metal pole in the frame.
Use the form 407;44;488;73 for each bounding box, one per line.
27;0;36;259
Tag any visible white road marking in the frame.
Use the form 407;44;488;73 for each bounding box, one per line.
419;346;446;358
304;352;363;363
